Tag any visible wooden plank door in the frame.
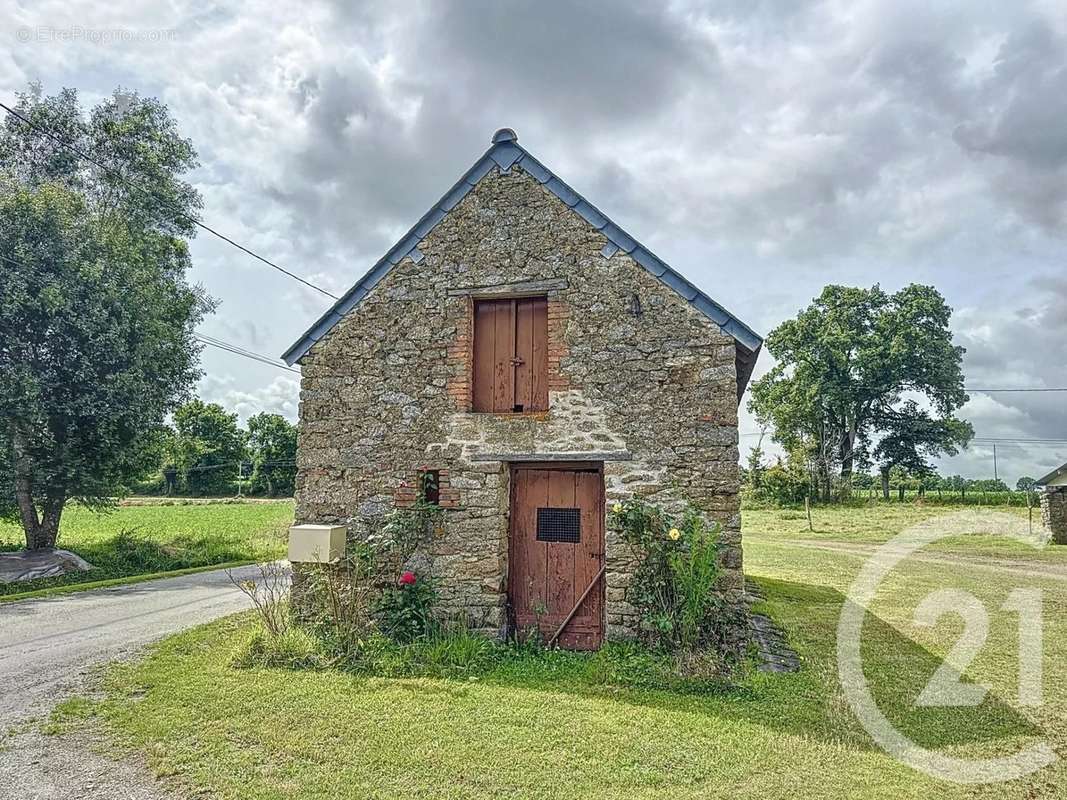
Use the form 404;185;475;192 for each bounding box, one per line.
472;297;547;413
508;465;603;649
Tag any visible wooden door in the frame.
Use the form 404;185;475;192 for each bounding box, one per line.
472;297;548;413
508;464;604;649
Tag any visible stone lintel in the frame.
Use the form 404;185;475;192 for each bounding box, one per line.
447;278;569;297
470;450;633;463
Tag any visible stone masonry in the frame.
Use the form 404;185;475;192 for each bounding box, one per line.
293;165;746;645
1042;488;1067;545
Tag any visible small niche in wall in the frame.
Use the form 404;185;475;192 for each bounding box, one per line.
420;470;441;505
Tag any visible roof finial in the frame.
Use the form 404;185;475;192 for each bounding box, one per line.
492;128;518;144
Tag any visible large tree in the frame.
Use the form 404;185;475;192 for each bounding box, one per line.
749;284;973;499
246;412;297;497
167;400;246;497
873;401;972;499
0;86;209;549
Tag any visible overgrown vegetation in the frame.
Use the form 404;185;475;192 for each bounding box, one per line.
139;402;298;498
609;498;734;653
0;500;292;597
238;496;741;689
240;497;448;667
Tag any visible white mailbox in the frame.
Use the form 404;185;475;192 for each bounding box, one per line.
288;524;347;564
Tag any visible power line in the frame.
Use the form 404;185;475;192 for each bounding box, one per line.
741;432;1067;445
0;100;340;301
178;458;297;473
968;387;1067;393
1;248;299;375
971;437;1067;444
194;334;300;374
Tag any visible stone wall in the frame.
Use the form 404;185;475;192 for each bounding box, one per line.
1042;489;1067;545
294;165;745;645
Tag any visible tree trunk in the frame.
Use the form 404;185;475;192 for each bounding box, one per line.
838;427;856;499
898;484;905;501
11;429;65;550
30;496;64;549
880;469;890;501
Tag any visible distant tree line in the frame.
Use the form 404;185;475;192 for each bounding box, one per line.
743;449;1039;507
139;399;297;498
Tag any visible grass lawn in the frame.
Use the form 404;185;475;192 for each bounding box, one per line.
744;502;1056;560
55;504;1067;799
0;500;293;599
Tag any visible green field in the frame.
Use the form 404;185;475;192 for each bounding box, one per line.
745;502;1058;560
0;500;293;598
52;503;1067;799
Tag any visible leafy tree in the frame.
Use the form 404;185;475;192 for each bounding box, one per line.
757;457;811;506
945;474;968;499
247;413;297;496
970;478;1009;493
169;400;246;496
1017;476;1037;492
749;284;973;500
0;86;208;549
873;401;972;499
744;427;768;490
851;471;877;490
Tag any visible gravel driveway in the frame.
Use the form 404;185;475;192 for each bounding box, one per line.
0;563;284;800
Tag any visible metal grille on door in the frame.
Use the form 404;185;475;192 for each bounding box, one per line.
536;507;581;543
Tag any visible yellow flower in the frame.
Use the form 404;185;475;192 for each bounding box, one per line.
612;502;623;513
668;528;681;541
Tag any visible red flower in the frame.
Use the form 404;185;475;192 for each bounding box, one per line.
398;571;417;586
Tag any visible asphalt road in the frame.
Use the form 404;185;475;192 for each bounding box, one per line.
0;563;278;730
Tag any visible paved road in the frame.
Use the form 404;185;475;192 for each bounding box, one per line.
0;563;279;730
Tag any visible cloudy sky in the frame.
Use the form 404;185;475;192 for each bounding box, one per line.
4;0;1066;483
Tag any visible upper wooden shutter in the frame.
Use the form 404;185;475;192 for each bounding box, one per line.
472;297;548;413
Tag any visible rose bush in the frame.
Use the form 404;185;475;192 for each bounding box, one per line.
608;497;723;650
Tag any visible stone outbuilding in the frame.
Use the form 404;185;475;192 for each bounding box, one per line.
282;129;762;649
1037;462;1067;545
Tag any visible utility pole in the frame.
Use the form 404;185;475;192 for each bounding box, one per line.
993;443;998;483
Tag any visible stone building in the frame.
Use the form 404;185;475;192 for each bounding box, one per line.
282;129;762;649
1037;462;1067;545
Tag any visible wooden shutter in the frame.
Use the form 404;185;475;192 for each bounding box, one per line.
472;297;548;412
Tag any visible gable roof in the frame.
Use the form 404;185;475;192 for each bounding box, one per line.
282;129;763;387
1037;462;1067;487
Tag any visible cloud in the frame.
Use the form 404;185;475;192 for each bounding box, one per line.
6;0;1067;479
198;373;300;424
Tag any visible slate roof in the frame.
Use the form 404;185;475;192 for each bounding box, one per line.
1037;462;1067;487
282;129;763;390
